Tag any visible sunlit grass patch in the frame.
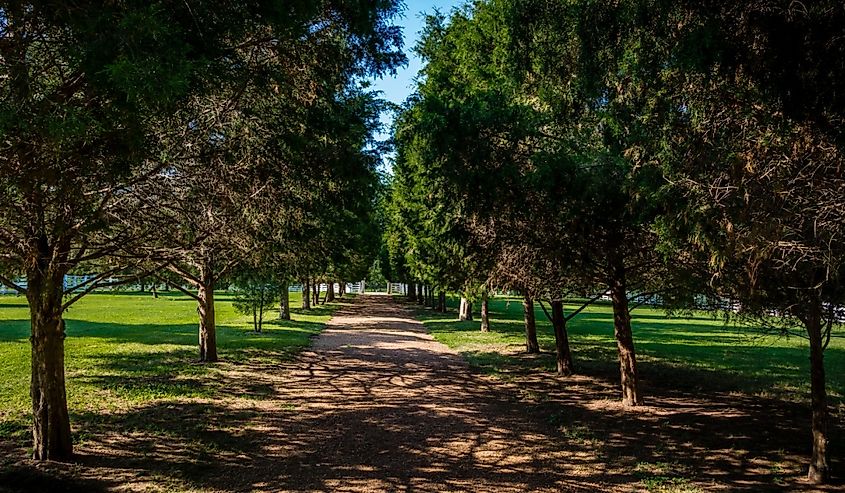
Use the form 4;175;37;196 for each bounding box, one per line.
419;296;845;405
0;291;339;445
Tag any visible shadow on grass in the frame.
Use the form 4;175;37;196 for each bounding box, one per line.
0;302;29;309
2;296;841;492
0;467;111;493
420;301;845;404
3;295;841;492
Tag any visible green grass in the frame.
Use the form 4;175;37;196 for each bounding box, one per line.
0;291;341;443
420;296;845;406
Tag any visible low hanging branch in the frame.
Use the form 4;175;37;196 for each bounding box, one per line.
0;274;27;295
61;266;166;311
151;272;201;302
537;299;554;323
628;287;675;311
537;289;611;323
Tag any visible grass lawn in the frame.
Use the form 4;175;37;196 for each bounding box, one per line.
0;291;341;449
421;296;845;408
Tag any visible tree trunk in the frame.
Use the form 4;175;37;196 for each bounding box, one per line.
152;284;158;299
480;293;490;332
338;281;345;297
326;281;336;302
312;281;319;305
197;266;218;362
459;297;473;321
416;283;423;304
302;279;311;310
523;295;540;353
806;297;829;483
258;297;264;333
551;300;574;376
610;264;642;406
387;282;392;295
27;267;73;461
438;291;447;313
279;282;291;320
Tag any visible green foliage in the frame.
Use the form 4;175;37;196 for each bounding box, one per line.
232;270;279;333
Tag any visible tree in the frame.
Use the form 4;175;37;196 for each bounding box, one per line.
651;1;845;481
0;0;243;460
388;10;517;326
0;0;403;461
233;269;279;333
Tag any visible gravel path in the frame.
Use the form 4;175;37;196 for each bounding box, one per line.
262;294;607;492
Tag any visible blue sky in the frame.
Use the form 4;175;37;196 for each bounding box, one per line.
369;0;465;162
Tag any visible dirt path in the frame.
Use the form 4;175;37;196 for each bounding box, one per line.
259;294;601;492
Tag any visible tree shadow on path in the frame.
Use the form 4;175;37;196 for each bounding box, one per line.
1;295;841;492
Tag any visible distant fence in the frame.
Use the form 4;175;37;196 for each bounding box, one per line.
0;275;123;295
289;282;365;294
0;277;367;296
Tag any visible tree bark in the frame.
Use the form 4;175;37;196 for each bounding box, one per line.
27;265;73;461
438;291;447;313
197;264;217;362
326;280;335;302
806;297;829;483
312;280;320;305
551;300;574;376
252;305;259;333
610;263;642;406
279;282;291;320
258;294;264;333
417;283;424;304
302;279;311;310
480;292;490;332
523;295;540;353
459;297;473;321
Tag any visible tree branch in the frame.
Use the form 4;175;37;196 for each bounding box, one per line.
62;267;164;311
0;274;26;295
167;263;202;287
537;300;553;323
565;289;610;321
151;272;200;302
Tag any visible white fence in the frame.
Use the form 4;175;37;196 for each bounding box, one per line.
1;277;368;296
289;282;365;294
0;275;120;295
388;283;407;294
